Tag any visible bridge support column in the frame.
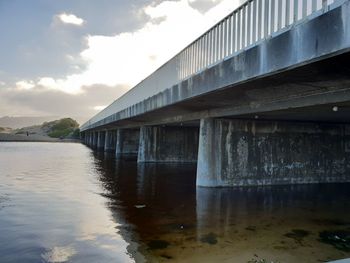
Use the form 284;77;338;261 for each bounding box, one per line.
88;133;92;146
138;125;199;163
197;118;350;187
92;131;98;148
97;131;105;151
104;130;116;153
115;129;140;158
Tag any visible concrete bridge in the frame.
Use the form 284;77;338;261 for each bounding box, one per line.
81;0;350;187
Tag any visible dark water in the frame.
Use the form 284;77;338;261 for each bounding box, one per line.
0;142;350;263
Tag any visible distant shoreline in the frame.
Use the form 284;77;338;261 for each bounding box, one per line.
0;133;81;143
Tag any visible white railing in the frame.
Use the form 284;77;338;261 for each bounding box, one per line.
81;0;340;130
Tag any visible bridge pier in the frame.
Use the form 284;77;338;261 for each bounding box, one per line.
104;130;116;153
197;118;350;187
92;131;98;148
116;129;140;158
138;125;199;163
97;131;106;151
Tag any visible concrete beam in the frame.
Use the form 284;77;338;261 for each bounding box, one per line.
138;125;199;163
197;118;350;187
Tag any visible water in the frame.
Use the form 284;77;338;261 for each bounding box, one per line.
0;142;350;262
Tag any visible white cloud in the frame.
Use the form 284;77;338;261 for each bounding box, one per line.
92;105;107;111
58;13;84;26
16;80;35;90
21;0;241;97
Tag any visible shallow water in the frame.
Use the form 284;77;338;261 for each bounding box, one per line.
0;142;350;262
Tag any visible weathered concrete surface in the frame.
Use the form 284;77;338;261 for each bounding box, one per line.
92;131;98;148
81;1;350;132
97;131;106;151
104;130;116;153
116;129;140;158
138;126;199;163
197;118;350;187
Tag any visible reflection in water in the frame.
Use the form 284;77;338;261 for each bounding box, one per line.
1;143;350;263
94;151;350;263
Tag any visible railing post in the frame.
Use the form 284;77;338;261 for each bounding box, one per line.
322;0;328;12
237;9;242;50
258;0;263;40
247;1;252;46
264;0;269;38
312;0;317;12
302;0;308;19
286;0;290;26
293;0;299;22
252;0;257;43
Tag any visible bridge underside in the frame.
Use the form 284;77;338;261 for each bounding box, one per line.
81;2;350;187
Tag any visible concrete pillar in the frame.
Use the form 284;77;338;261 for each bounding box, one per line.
197;118;350;187
92;131;98;148
104;130;116;153
97;131;105;151
116;129;140;158
138;125;199;163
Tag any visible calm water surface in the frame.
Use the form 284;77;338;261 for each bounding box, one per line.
0;142;350;263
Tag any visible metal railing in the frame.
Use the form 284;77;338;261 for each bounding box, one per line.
81;0;341;131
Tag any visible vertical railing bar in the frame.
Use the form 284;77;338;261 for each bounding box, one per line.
242;5;246;49
197;39;200;72
264;0;269;38
221;21;225;59
227;15;232;55
191;44;194;75
203;33;206;68
193;42;197;73
199;38;202;70
252;0;257;43
247;1;251;46
258;0;263;40
214;26;219;63
322;0;328;12
294;0;299;22
277;0;282;30
180;52;183;79
216;25;220;62
237;8;241;51
286;0;290;26
302;0;307;18
211;28;214;65
225;18;228;56
270;0;275;34
231;12;237;54
312;0;317;11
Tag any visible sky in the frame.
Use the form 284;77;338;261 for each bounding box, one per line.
0;0;242;124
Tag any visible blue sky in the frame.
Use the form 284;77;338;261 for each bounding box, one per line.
0;0;241;123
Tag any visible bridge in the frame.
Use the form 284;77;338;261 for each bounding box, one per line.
81;0;350;187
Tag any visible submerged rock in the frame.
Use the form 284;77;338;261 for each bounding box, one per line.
319;230;350;252
284;229;310;243
200;232;218;245
147;240;169;250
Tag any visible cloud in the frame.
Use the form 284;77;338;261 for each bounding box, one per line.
33;0;241;94
16;80;35;90
57;13;84;26
0;84;129;123
2;0;242;119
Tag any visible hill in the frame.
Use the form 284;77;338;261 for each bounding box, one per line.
0;118;80;142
